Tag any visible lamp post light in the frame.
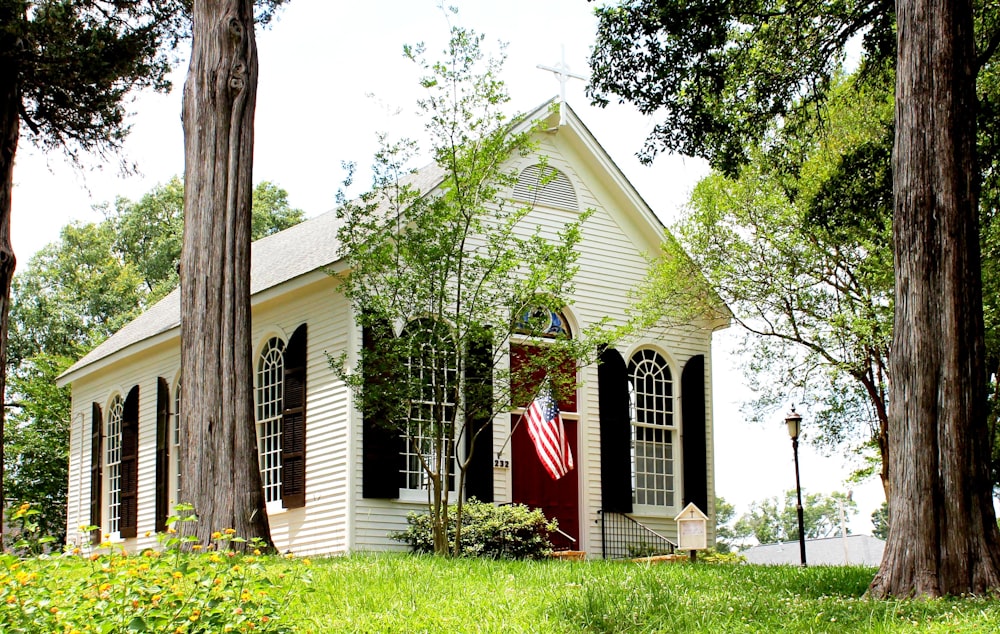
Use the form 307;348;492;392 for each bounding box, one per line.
785;406;807;567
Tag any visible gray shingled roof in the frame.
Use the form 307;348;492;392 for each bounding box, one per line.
60;162;450;380
57;99;686;382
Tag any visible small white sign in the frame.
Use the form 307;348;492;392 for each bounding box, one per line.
675;502;709;551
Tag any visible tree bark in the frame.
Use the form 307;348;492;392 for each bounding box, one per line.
870;0;1000;597
0;1;22;549
179;0;272;549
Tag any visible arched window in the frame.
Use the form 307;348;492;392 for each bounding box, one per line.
515;305;572;338
256;337;286;504
253;325;308;509
173;379;182;506
105;394;124;534
401;319;457;492
628;349;676;508
105;387;138;538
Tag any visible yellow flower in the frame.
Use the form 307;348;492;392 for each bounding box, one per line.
224;528;237;535
302;558;312;566
144;531;152;538
252;549;261;556
191;544;203;551
211;531;223;540
172;571;183;579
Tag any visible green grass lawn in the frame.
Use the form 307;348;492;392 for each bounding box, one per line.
5;549;999;632
289;555;1000;633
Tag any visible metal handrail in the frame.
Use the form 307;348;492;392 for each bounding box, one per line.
598;510;678;559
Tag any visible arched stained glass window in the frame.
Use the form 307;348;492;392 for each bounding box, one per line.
515;305;572;338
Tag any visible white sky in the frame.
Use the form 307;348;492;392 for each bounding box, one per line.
11;0;883;534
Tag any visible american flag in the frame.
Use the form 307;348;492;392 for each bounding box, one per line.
524;381;574;480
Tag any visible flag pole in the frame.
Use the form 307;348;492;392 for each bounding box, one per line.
496;376;550;459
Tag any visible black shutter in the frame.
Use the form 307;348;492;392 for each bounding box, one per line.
681;355;708;511
464;328;493;502
282;324;308;509
362;317;404;498
154;378;170;533
120;386;140;538
90;403;103;545
598;347;633;513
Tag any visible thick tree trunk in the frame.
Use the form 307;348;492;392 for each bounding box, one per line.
870;0;1000;597
179;0;272;549
0;2;22;550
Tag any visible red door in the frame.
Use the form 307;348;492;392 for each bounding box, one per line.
511;414;580;550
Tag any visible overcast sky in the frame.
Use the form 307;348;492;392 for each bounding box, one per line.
12;0;884;534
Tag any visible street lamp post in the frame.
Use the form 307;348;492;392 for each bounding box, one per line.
785;406;807;567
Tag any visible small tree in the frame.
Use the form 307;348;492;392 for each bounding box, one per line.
714;496;738;553
336;23;592;556
871;501;889;540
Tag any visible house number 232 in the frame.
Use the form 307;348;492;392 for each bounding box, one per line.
494;459;510;468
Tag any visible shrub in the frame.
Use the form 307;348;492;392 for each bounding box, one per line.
694;547;746;564
0;508;311;633
391;499;557;559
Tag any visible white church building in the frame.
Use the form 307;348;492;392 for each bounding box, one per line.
58;101;729;557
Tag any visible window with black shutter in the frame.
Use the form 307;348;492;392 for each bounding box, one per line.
154;378;170;533
119;386;140;538
281;324;307;509
90;403;102;545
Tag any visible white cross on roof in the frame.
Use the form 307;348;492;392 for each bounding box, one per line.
537;45;587;126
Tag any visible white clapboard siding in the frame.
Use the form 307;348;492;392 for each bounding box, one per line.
250;277;353;555
66;340;179;550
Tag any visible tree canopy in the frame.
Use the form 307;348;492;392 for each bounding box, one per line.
590;0;1000;596
588;0;895;176
733;490;858;546
0;0;289;545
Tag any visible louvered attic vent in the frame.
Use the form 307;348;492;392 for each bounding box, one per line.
512;164;578;211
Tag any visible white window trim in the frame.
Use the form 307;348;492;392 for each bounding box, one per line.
399;319;459;498
170;378;182;511
106;394;124;537
256;336;286;508
629;348;679;516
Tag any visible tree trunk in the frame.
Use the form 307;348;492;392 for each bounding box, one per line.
179;0;272;549
870;0;1000;597
0;1;22;549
